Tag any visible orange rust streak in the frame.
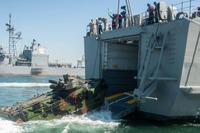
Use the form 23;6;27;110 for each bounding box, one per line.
126;99;137;104
105;93;124;101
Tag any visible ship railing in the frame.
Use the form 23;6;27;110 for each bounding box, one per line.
120;0;198;27
132;0;197;27
86;0;198;36
171;0;195;17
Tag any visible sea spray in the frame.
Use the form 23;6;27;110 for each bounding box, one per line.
22;110;120;133
0;83;50;88
0;117;24;133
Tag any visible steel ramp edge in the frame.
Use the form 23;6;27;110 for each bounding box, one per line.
109;102;136;119
108;96;137;119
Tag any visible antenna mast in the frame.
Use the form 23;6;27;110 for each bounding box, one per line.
5;14;22;64
117;0;120;15
125;0;133;25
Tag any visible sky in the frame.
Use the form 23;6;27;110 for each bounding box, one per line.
0;0;199;65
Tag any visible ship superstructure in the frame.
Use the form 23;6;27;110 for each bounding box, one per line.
84;0;200;120
0;45;5;63
0;14;85;76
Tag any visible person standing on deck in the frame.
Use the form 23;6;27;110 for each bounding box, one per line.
108;24;112;31
88;19;95;36
147;3;155;24
97;18;103;35
93;19;98;35
109;13;117;30
101;18;108;31
121;5;127;28
118;14;123;29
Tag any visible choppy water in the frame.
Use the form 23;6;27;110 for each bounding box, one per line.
0;76;200;133
0;76;55;106
0;110;120;133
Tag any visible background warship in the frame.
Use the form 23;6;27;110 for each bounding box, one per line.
0;14;85;76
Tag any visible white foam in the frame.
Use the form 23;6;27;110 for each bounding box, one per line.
22;110;120;132
185;123;200;127
0;110;119;133
61;125;70;133
0;117;24;133
0;82;50;87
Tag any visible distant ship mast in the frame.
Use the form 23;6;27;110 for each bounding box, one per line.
77;55;85;68
5;14;22;64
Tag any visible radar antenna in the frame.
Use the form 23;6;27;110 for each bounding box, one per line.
5;14;22;64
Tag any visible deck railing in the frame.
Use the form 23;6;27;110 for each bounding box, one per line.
171;0;197;17
133;0;197;26
86;0;199;36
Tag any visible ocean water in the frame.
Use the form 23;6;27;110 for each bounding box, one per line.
0;76;199;133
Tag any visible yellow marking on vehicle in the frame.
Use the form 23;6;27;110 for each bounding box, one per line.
105;93;124;101
126;99;137;104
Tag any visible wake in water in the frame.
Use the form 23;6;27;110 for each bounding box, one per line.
0;117;23;133
1;110;200;133
0;83;50;88
0;110;120;133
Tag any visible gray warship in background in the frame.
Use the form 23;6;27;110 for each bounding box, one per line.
0;14;85;76
85;0;200;121
0;45;5;63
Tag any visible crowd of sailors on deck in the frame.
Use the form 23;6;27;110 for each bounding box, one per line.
108;5;128;30
87;2;166;36
87;18;110;36
146;1;176;25
147;2;200;24
87;5;129;36
87;1;200;36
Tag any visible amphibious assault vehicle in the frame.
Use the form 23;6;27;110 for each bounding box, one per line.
0;75;106;122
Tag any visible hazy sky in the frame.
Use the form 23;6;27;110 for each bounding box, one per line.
0;0;198;65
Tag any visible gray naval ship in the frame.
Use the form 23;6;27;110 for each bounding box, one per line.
84;0;200;121
0;45;5;63
0;15;84;76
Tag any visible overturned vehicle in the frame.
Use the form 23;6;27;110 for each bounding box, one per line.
0;75;107;122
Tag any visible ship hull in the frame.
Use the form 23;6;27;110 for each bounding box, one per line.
84;18;200;121
0;65;85;76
